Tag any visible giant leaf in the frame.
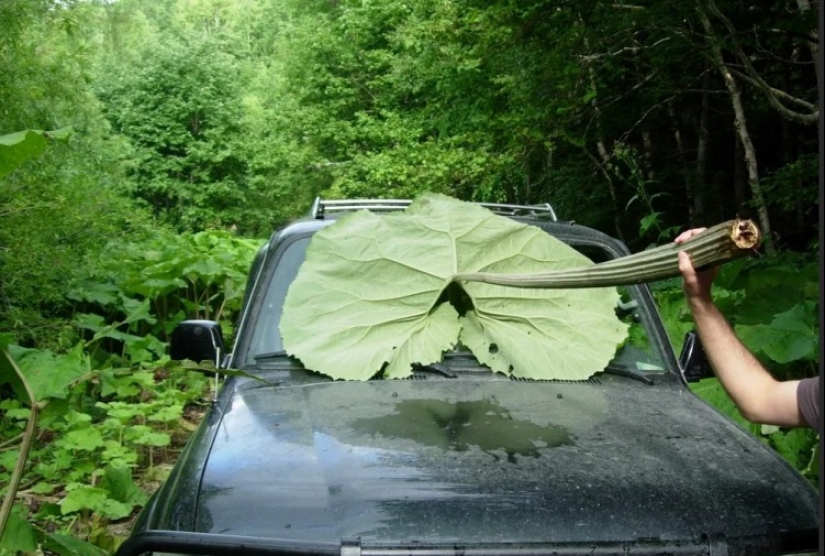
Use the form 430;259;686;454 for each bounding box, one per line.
281;194;627;380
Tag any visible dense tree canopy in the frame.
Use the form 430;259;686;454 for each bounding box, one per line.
1;0;819;339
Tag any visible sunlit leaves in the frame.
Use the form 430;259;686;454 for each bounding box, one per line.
60;486;133;520
95;32;257;232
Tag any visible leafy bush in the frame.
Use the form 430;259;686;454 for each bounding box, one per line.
69;229;259;354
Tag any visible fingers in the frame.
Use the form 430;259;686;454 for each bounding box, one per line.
678;251;699;291
679;248;718;303
674;227;708;245
677;250;694;277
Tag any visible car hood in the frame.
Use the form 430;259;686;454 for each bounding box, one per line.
194;378;817;547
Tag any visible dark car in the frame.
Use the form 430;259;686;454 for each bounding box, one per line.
117;199;818;556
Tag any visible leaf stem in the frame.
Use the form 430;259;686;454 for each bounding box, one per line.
0;404;39;540
453;219;760;288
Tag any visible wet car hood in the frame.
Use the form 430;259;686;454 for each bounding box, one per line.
194;377;817;546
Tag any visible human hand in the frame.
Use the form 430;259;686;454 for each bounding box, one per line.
675;228;718;305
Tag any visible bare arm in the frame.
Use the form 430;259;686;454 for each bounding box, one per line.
675;230;805;427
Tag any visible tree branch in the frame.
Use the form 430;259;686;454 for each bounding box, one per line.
578;37;671;63
729;69;818;111
703;0;819;125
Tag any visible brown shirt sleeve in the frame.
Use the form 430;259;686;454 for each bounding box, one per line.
796;376;821;433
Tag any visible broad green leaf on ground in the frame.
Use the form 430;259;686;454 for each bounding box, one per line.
7;343;91;402
735;302;818;364
0;507;37;554
40;532;110;556
281;193;627;380
101;465;149;506
59;486;133;519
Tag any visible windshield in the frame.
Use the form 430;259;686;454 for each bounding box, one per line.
240;233;667;376
243;236;311;366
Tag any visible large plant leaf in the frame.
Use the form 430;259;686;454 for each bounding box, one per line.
0;335;35;407
768;427;818;470
0;507;37;554
7;343;91;402
0;128;73;179
40;532;110;556
281;194;627;380
736;301;818;364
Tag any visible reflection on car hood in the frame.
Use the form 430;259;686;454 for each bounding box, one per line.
195;379;817;546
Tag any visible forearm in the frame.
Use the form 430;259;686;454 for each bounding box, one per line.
688;298;803;426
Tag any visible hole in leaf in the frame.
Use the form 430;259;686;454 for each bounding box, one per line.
433;282;474;317
489;343;499;354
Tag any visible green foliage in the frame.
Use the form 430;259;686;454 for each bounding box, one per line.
94;25;275;234
0;0;151;355
0;128;73;179
736;302;818;365
615;143;679;244
282;194;627;380
1;225;254;553
69;229;258;352
1;347;210;554
761;153;819;218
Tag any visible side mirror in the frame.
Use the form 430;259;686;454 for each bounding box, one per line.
170;320;225;368
678;331;713;383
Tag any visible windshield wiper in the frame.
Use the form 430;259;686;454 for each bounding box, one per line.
601;364;654;385
411;362;457;378
253;350;290;360
251;350;306;371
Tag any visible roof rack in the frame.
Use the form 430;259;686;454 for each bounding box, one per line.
310;198;558;221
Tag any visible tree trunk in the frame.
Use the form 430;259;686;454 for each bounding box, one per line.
694;71;711;225
733;137;747;215
582;37;624;242
795;0;821;93
668;101;694;225
699;6;775;254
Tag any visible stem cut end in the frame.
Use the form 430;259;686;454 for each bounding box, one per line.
731;219;761;250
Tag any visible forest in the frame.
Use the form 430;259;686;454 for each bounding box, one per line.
0;0;820;554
